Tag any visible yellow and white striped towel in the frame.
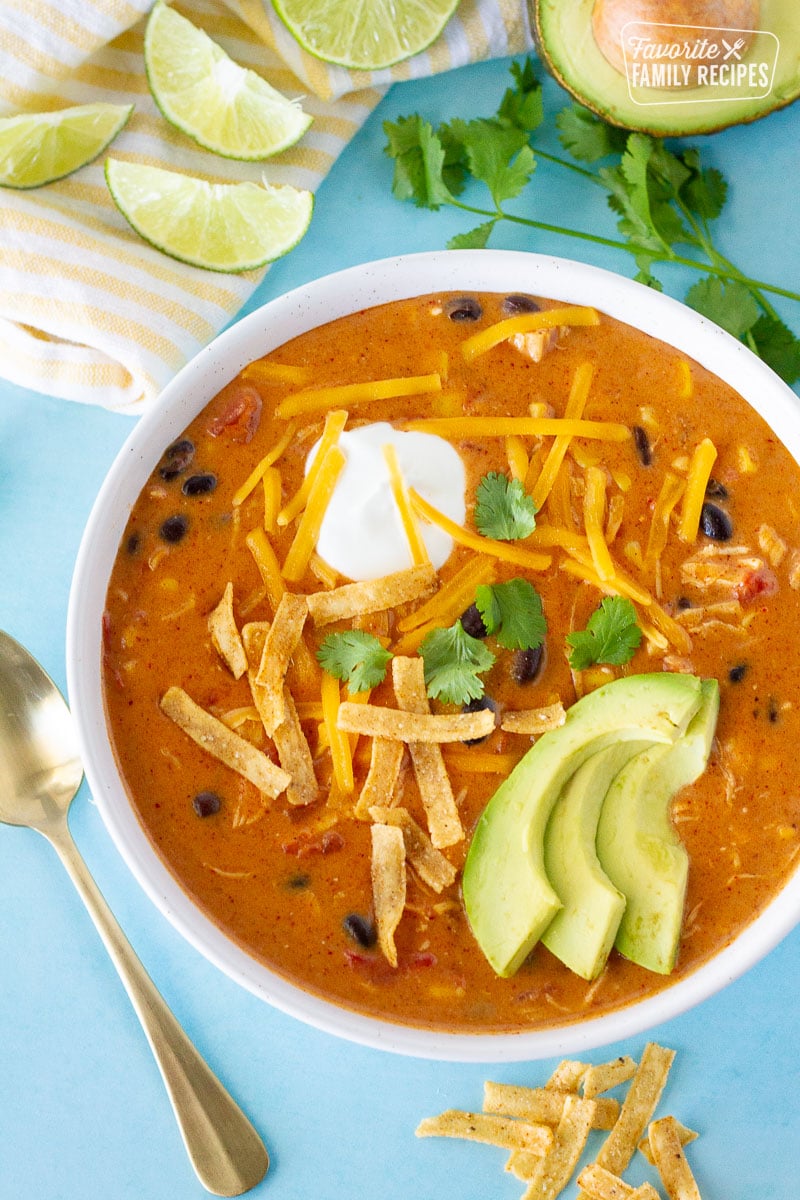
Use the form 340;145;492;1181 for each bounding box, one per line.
0;0;532;412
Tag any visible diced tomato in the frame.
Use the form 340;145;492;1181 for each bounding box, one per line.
736;565;778;605
281;829;345;858
207;385;262;444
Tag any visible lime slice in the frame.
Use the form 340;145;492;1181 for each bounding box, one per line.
0;103;132;190
144;1;312;160
272;0;461;69
105;159;313;273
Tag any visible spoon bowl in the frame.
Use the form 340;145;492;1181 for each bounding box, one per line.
0;629;269;1197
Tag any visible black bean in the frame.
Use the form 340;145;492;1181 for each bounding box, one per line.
705;477;729;500
700;502;733;542
445;296;482;322
768;696;780;723
343;913;377;948
676;596;692;611
729;663;748;683
632;425;652;467
287;872;311;890
126;531;141;555
511;645;544;684
501;294;540;315
460;603;488;639
192;790;221;817
159;438;195;481
160;514;189;543
462;695;497;745
182;472;217;497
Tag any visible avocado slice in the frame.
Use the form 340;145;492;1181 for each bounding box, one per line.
540;740;654;981
533;0;800;135
595;679;720;974
462;672;703;978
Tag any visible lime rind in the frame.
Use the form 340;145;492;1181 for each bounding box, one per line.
105;159;313;273
144;1;312;161
0;103;133;190
271;0;461;70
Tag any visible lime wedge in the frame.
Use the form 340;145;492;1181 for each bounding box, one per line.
144;1;311;160
105;159;313;273
0;103;132;190
272;0;462;69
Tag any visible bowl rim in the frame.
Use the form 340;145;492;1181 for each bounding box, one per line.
67;248;800;1061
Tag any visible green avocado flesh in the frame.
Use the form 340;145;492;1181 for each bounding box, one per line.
540;740;653;981
595;678;720;974
534;0;800;135
462;672;703;978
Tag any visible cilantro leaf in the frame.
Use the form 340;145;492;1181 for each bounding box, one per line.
475;579;547;650
749;314;800;385
685;276;760;338
448;221;496;250
317;631;392;693
556;104;628;163
566;597;642;671
382;115;453;210
419;621;496;705
474;472;537;541
679;148;728;220
446;117;535;207
497;58;544;133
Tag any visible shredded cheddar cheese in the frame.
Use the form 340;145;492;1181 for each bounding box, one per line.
505;435;529;482
583;465;615;581
232;420;297;508
645;471;686;569
396;555;496;634
245;527;286;610
460;306;599;362
531;362;595;511
561;552;653;607
382;442;431;567
277;373;442;419
242;360;311;387
409;490;552;572
679;438;717;543
282;445;347;583
278;409;348;527
321;672;354;794
402;415;629;441
262;466;281;533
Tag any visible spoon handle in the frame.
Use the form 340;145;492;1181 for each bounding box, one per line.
46;820;269;1197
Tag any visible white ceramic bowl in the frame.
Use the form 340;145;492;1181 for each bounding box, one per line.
67;249;800;1061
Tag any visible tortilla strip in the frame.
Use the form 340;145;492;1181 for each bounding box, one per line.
416;1111;553;1155
391;655;464;848
583;1057;638;1099
354;737;405;820
501;702;567;736
370;823;406;968
577;1164;660;1200
521;1095;597;1200
546;1061;589;1092
253;592;308;733
637;1119;697;1166
272;687;319;807
241;620;270;667
306;564;437;626
160;687;290;799
207;581;248;679
484;1083;619;1131
368;806;457;893
647;1117;702;1200
336;702;494;744
585;1044;676;1189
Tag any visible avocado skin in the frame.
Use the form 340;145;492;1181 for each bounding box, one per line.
596;679;720;974
532;0;800;137
462;672;703;979
540;739;654;981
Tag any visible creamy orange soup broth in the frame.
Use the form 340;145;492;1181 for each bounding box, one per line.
102;291;800;1031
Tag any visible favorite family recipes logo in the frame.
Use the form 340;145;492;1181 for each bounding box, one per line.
620;21;779;105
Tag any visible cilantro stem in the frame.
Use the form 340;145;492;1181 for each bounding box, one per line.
448;198;800;303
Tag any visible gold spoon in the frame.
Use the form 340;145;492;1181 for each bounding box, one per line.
0;630;269;1196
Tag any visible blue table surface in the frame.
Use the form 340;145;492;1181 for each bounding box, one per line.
2;55;799;1200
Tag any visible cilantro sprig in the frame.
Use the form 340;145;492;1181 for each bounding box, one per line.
476;578;547;650
419;620;496;706
474;471;537;541
566;597;642;671
384;58;800;383
317;630;393;693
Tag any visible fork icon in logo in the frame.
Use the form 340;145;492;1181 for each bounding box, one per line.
722;36;747;60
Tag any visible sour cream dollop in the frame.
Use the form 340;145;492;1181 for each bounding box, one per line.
310;422;466;582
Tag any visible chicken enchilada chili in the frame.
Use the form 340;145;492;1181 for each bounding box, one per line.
102;291;800;1031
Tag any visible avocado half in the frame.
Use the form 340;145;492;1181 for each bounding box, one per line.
532;0;800;135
